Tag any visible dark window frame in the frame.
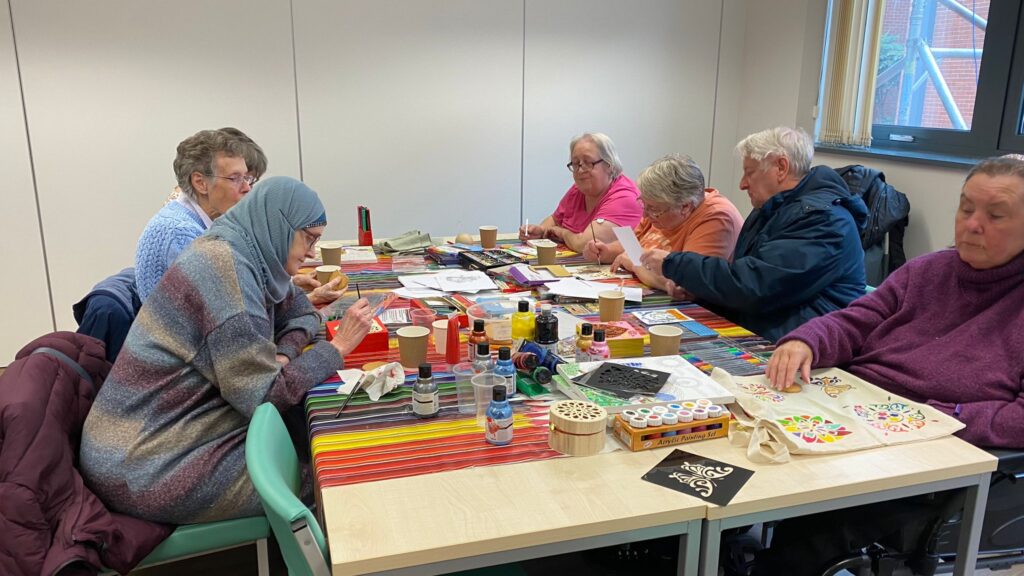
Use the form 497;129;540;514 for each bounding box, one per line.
866;0;1024;160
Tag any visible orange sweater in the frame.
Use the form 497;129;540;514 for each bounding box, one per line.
635;189;743;260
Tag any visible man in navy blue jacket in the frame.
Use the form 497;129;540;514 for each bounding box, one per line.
640;127;867;341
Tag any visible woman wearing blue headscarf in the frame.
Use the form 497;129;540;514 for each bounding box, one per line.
81;177;372;524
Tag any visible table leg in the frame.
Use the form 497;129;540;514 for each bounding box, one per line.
677;518;702;576
953;472;991;576
699;518;722;576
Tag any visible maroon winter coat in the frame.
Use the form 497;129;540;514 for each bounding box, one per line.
0;332;172;575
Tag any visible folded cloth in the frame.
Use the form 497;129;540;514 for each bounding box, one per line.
375;230;434;254
363;361;406;401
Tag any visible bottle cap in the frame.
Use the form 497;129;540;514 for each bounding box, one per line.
532;366;552;384
476;342;490;355
418;364;432;378
518;300;530;312
594;329;606;342
473;318;485;332
492;384;507;402
580;323;593;336
517;352;538;369
498;347;511;360
541;303;552;313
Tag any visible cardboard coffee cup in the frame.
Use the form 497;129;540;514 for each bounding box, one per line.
479;225;498;249
320;241;345;266
598;290;626;322
315;265;341;286
397;326;430;369
649;324;684;356
534;240;557;265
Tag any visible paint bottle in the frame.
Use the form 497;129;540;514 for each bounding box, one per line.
494;347;516;396
411;364;439;418
662;412;679;437
520;341;561;372
468;319;488;360
485;384;514;446
589;329;610;360
512;351;539;373
692;407;708;432
530;366;553;385
510;299;536;341
575;323;594;363
472;342;493;374
534;303;559;355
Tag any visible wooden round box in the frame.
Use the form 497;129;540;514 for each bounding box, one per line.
548;400;607;457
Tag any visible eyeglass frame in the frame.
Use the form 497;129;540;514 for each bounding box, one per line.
298;229;321;252
639;199;689;220
209;173;257;188
566;158;606;173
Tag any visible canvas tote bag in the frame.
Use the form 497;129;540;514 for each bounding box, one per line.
710;368;965;463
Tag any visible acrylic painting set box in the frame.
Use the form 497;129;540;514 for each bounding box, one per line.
612;401;730;451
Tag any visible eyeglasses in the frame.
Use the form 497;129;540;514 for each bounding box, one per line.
300;229;320;252
641;201;672;219
213;174;257;187
566;159;606;173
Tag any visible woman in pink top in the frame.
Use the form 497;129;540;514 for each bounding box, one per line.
519;133;642;252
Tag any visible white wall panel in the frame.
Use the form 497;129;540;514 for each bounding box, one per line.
293;0;524;239
0;2;53;365
522;0;722;224
11;0;301;329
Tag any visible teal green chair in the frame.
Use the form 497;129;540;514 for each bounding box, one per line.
247;403;331;576
135;516;271;574
865;284;877;294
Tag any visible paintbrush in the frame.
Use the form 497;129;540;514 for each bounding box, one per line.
334;373;367;418
356;282;362;300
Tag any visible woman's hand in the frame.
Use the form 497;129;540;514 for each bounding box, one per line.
292;271;320;292
767;340;814;391
330;298;374;358
609;253;636;274
585;240;620;264
309;277;344;306
639;249;670;275
519;224;546;241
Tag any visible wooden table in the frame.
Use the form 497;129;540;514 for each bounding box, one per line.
321;447;706;575
681;436;997;576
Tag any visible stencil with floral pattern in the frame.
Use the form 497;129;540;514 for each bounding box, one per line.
777;414;853;444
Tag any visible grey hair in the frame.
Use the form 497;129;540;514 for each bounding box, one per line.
965;155;1024;187
570;132;623;180
735;126;814;178
173;129;248;200
638;154;706;210
218;127;268;179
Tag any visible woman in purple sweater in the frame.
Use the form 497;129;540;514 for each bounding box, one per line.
749;155;1024;576
768;155;1024;450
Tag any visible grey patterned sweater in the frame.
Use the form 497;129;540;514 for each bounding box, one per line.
80;235;342;523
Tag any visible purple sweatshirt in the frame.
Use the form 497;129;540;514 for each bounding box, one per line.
779;248;1024;449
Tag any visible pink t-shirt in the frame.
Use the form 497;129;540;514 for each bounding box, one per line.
552;174;642;234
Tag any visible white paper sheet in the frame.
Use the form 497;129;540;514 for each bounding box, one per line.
394;286;446;299
336;369;365;395
434;269;498;292
543;278;642;302
613;226;645;265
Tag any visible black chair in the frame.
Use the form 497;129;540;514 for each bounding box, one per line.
819;449;1024;576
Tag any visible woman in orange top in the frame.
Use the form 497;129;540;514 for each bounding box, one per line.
584;154;743;291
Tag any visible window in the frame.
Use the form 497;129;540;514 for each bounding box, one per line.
833;0;1024;159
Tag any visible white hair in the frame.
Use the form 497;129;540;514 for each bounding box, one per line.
735;126;814;177
638;154;706;209
570;132;624;180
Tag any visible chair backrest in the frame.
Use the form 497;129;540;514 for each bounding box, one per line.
246;403;330;576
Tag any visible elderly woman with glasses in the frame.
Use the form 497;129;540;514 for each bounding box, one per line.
81;177;373;524
135;128;343;306
583;154;743;291
519;132;642;252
